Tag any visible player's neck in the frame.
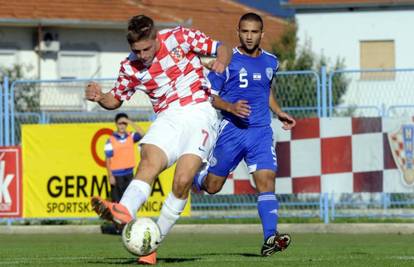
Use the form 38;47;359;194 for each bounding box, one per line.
116;131;126;137
154;37;161;56
238;46;262;58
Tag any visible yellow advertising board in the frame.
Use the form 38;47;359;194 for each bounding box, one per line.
21;122;190;218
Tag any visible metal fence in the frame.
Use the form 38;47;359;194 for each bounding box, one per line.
2;70;322;146
3;68;414;144
4;78;155;145
0;76;4;146
2;192;413;225
192;192;414;222
273;70;321;118
192;193;324;220
328;68;414;117
2;69;414;223
0;75;8;146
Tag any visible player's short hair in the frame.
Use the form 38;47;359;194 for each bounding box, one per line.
239;12;263;31
115;112;128;122
127;15;157;44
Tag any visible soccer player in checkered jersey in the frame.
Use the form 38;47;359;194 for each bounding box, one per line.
193;12;296;256
85;15;231;264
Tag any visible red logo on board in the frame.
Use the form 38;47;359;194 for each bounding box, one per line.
0;147;22;217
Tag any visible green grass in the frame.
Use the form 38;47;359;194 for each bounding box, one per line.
0;233;414;266
5;216;414;226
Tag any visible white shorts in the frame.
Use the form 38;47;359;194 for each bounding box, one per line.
140;102;218;167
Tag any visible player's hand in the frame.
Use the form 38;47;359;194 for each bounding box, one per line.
85;82;103;102
277;112;296;130
230;100;251;118
202;60;215;70
211;60;226;73
109;175;116;186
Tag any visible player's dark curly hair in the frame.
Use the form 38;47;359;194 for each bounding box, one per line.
239;12;263;30
127;15;157;44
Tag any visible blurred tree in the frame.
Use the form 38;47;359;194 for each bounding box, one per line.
0;64;40;112
271;20;349;117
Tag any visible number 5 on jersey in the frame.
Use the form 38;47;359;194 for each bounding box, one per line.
239;72;248;88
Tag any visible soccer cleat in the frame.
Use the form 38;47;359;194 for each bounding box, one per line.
261;232;291;257
137;251;157;265
91;196;132;225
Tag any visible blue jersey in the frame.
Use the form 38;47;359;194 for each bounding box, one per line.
208;48;279;127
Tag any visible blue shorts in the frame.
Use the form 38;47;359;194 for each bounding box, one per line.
208;120;277;177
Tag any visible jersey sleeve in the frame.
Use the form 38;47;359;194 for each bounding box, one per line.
110;60;138;101
274;57;280;72
207;68;228;95
104;139;113;158
181;27;220;56
132;132;142;143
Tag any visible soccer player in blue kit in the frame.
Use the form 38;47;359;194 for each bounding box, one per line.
194;12;296;256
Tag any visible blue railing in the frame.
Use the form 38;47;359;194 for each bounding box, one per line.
1;74;9;146
9;78;120;145
0;75;4;146
1;192;411;225
2;68;414;145
3;68;414;145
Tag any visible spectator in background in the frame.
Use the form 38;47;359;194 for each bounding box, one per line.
101;113;144;235
105;113;144;202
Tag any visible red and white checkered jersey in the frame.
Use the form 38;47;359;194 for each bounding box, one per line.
111;26;220;113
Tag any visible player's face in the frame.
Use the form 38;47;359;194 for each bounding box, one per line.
130;38;159;65
238;20;263;54
116;119;128;134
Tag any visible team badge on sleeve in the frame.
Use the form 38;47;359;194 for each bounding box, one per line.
266;68;273;80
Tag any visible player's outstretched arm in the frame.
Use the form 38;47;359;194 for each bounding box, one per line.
269;90;296;130
85;82;122;110
212;95;251;118
211;44;232;73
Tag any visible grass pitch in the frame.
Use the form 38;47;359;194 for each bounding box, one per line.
0;232;413;266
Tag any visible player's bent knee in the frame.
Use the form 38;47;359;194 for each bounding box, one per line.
254;172;276;193
204;178;225;195
136;158;164;181
138;159;158;172
172;174;193;198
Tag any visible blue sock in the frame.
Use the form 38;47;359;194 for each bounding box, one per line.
192;163;209;192
257;192;279;241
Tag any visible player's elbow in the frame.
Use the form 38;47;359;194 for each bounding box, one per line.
99;97;123;110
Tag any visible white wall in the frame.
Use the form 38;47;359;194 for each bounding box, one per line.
296;10;414;69
58;28;129;78
0;26;151;110
296;10;414;116
0;27;38;78
0;27;130;79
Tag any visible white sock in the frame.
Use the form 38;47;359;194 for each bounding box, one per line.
120;179;151;218
157;192;187;241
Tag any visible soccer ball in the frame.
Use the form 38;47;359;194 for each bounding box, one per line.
121;218;161;256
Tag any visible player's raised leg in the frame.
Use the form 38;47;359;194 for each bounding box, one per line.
92;144;167;225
